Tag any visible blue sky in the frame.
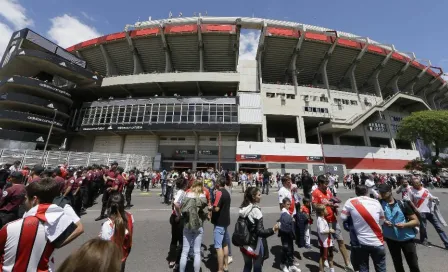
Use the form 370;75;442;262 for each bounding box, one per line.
1;0;447;72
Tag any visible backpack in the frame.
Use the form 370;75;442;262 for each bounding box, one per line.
232;207;254;247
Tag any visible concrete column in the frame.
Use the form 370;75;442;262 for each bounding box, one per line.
296;116;306;143
332;133;341;145
100;44;118;76
390;138;397;149
194;134;199;161
262;115;268;142
321;60;331;99
411;142;417;150
373;70;382;99
119;135;126;153
392;77;400;94
363;125;371;146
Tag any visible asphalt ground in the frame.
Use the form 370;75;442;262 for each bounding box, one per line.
54;185;448;272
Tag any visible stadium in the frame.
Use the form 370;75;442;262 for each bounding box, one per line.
0;16;445;174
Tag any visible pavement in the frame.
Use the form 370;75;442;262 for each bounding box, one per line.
54;186;448;272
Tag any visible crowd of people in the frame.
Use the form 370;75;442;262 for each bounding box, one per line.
0;160;447;272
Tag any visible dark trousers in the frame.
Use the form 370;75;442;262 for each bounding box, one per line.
73;193;82;216
386;238;420;272
303;185;311;199
169;214;184;263
280;235;294;266
262;178;269;195
100;190;111;216
141;178;149;191
420;212;448;247
357;244;386;272
125;185;134;206
165;186;173;204
81;187;89;208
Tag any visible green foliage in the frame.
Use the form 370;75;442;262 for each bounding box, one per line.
397;110;448;158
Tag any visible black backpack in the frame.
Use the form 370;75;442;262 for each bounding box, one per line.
232;207;254;247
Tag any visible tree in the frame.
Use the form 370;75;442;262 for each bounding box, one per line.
397;110;448;165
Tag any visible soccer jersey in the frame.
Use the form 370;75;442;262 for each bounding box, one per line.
409;187;433;213
341;196;385;246
312;188;336;223
278;187;295;215
317;217;333;248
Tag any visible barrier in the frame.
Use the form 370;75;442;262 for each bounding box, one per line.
0;149;152;171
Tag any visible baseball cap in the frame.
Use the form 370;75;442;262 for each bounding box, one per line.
111;161;118;166
32;165;45;175
10;171;23;180
377;183;392;193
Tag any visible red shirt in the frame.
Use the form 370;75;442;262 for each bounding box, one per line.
312;188;336;223
127;175;136;186
28;176;41;184
105;171;116;187
300;205;313;224
54;176;66;194
116;175;125;192
0;184;26;212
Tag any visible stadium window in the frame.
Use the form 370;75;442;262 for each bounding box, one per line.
286;94;295;99
350;100;358;105
266;92;275;98
334;98;341;104
320;96;328;102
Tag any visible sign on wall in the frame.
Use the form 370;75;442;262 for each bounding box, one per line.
241;154;261;160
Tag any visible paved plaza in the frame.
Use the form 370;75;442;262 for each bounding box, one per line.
54;186;448;272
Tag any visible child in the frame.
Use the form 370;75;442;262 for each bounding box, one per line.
315;204;334;272
279;198;300;272
300;198;312;249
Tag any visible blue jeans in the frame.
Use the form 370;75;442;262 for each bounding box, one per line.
161;180;166;196
420;212;448;247
357;244;386;272
262;178;269;195
179;227;203;272
224;227;232;256
243;242;264;272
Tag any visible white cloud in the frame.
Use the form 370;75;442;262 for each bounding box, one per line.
0;22;12;59
81;11;95;21
239;31;260;60
47;14;101;48
0;0;33;29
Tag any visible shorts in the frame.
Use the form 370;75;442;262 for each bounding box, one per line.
330;221;343;241
213;226;228;249
320;246;334;260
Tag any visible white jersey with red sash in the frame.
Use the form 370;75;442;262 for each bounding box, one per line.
341;196;385;247
100;212;134;261
410;187;432;213
0;204;79;272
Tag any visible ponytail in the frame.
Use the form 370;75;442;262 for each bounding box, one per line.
107;193;128;247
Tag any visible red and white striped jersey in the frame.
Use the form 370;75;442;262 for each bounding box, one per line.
0;204;79;272
409;187;433;213
341;196;385;247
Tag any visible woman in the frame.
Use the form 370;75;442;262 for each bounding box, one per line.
57;238;122;272
99;193;134;272
179;180;209;272
239;187;279;272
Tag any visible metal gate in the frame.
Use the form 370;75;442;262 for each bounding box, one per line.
312;164;345;177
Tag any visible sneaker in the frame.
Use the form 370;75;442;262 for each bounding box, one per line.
280;264;289;272
324;260;329;268
293;261;300;267
228;256;233;264
94;215;106;221
345;263;355;272
422;240;432;247
289;266;301;272
304;245;312;250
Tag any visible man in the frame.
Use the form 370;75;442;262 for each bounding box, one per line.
0;172;26;228
212;177;231;272
95;162;119;221
301;170;313;199
52;168;66;195
0;178;84;271
409;177;448;249
8;161;20;173
261;168;271;195
378;184;420;272
312;175;354;272
28;165;44;184
341;185;386;272
125;169;136;209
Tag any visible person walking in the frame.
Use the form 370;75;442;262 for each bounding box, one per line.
409;177;448;249
340;185;385;272
178;180;209;272
378;184;421;272
261;168;270;195
239;187;279;272
125;169;136;209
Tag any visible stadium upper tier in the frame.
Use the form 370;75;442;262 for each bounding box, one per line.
65;16;447;108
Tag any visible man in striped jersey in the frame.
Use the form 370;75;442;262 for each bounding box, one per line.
0;178;84;272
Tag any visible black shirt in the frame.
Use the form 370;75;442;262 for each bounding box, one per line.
211;188;231;227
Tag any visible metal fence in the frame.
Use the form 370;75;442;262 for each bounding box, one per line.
0;149;152;171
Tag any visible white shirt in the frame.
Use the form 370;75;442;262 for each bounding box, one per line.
396;185;412;200
172;189;185;216
328;176;335;187
316;217;333;248
409;187;434;213
278;186;296;215
8;165;18;172
341;196;385;246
